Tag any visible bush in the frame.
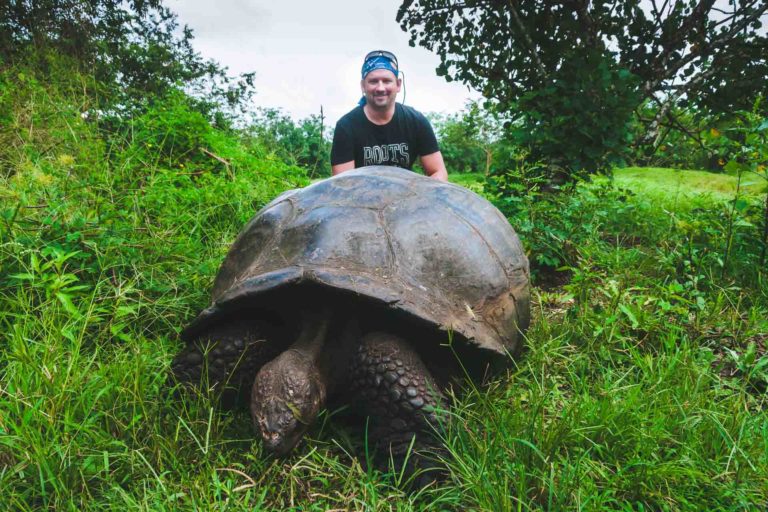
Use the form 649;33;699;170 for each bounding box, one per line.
429;101;502;174
489;162;766;287
506;56;639;177
245;107;331;178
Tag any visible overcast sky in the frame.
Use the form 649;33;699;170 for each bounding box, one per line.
167;0;480;126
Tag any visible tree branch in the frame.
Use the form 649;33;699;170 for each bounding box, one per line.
643;65;719;146
641;2;767;99
571;0;599;47
506;0;549;82
662;111;707;150
650;0;671;33
646;0;715;79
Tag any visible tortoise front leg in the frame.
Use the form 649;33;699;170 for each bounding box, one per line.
350;331;448;486
171;319;283;406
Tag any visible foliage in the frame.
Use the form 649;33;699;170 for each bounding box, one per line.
0;63;307;318
4;88;768;506
488;161;767;287
245;107;331;178
628;103;713;169
397;0;768;176
509;55;639;174
489;157;638;272
429;101;502;174
616;167;766;199
0;0;255;116
629;98;768;173
1;9;768;508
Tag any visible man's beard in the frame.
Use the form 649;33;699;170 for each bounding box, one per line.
369;94;392;108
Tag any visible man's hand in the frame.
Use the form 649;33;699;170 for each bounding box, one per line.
332;161;355;176
333;154;448;181
420;152;448;182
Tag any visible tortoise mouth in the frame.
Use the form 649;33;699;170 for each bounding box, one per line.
253;402;311;456
261;429;303;456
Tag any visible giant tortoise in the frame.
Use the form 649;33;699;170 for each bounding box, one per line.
171;165;530;482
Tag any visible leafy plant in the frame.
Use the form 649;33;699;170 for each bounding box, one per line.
1;4;767;508
724;342;768;392
398;0;768;177
246;107;331;178
429;101;503;175
508;55;639;175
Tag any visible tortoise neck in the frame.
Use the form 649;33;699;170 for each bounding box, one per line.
288;306;361;397
289;307;331;361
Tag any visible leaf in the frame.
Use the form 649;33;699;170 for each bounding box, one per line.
62;284;90;292
618;304;639;329
116;305;139;318
9;273;35;281
56;292;82;318
743;343;757;366
724;160;746;173
60;327;76;342
733;199;749;212
109;323;132;342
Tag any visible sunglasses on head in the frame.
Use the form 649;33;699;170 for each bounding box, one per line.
364;50;398;67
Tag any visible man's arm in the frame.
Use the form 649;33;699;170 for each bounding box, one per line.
331;121;355;175
420;151;448;182
332;161;356;175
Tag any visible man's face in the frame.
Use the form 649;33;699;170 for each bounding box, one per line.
361;69;401;110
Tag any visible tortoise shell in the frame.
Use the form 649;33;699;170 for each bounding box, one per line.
183;166;530;358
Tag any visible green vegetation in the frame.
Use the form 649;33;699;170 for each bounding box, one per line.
447;172;486;192
455;166;767;200
1;0;256;116
429;101;501;175
2;1;767;509
2;61;767;508
399;0;768;177
615;167;767;202
246;107;331;179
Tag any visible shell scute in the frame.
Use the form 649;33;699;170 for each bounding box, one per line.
185;166;530;358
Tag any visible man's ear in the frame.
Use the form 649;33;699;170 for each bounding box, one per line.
360;79;365;93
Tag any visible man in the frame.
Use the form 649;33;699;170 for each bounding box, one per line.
330;50;448;181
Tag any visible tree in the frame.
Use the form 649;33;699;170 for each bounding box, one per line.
397;0;768;175
430;101;502;174
0;0;254;114
246;108;331;177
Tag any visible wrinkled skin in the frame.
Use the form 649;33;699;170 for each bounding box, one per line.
248;308;346;455
250;349;327;455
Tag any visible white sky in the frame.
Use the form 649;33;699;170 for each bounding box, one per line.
167;0;480;127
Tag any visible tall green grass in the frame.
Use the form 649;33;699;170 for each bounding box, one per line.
615;166;766;204
2;69;767;509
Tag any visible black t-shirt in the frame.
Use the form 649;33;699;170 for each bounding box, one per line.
330;103;439;170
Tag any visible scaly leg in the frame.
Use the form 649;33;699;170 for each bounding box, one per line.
172;319;283;406
349;331;448;487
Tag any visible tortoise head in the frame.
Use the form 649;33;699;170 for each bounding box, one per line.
250;349;327;456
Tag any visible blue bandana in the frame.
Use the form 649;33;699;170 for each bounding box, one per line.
361;56;398;80
359;56;399;106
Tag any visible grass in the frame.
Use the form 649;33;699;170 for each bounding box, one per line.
448;172;485;187
1;74;767;509
615;166;766;204
452;167;768;201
